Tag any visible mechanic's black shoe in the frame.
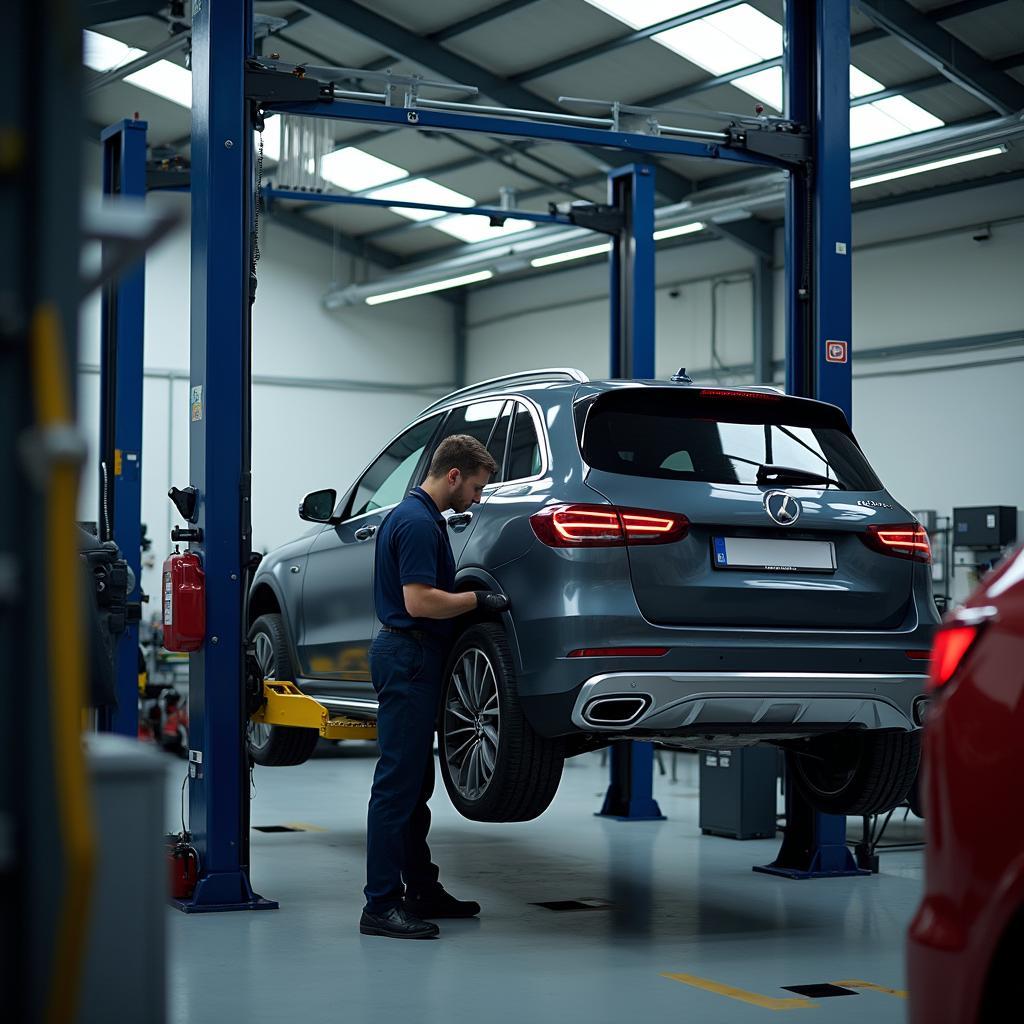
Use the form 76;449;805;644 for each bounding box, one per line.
405;887;481;919
359;905;440;939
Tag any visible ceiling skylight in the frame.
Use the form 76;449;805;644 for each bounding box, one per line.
731;66;782;110
366;179;476;221
124;61;192;108
654;5;782;75
320;147;407;191
260;114;281;162
850;96;943;148
433;215;536;245
850;66;886;98
83;30;144;72
584;1;712;31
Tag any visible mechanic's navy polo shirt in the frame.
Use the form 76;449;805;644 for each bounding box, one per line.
373;486;456;642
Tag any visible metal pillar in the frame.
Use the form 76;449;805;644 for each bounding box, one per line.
178;0;275;912
598;163;664;822
99;118;147;737
759;0;866;880
609;164;656;380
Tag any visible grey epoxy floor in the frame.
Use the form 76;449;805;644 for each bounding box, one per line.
167;747;922;1023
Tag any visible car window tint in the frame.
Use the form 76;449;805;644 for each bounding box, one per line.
581;389;880;491
485;402;512;483
348;414;442;519
420;399;504;484
507;404;542;481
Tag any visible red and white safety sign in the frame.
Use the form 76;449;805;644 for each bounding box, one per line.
825;340;848;363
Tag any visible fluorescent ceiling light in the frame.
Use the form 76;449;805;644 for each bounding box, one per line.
366;178;475;221
850;98;943;148
365;270;493;305
531;242;611;268
583;0;712;30
320;147;407;191
124;60;192;108
655;5;782;75
83;30;144;72
433;215;535;244
260;114;281;162
849;66;885;98
851;147;1005;189
731;66;782;110
653;220;705;240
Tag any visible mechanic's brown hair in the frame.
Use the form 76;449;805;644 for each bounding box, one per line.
427;434;498;480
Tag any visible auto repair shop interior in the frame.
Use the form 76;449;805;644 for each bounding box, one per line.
6;0;1024;1021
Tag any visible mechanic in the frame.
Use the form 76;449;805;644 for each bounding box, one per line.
360;434;510;940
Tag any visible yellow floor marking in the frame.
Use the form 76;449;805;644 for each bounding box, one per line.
832;979;907;999
662;973;818;1010
283;822;329;833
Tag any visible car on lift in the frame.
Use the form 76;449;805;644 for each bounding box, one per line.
246;367;936;822
907;544;1024;1024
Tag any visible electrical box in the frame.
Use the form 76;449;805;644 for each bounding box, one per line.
952;506;1018;550
699;746;778;840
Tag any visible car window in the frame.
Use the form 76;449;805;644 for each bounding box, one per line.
485;402;512;483
417;399;505;484
347;414;443;519
506;403;543;481
580;389;881;490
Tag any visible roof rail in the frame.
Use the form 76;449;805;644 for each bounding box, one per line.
421;367;590;414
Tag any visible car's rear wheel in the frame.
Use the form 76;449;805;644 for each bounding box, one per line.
439;622;564;822
246;613;319;767
788;729;921;816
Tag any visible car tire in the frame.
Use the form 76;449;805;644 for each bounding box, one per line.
788;729;921;816
246;613;319;767
439;622;564;822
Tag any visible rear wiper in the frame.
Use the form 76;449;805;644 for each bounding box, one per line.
757;464;838;488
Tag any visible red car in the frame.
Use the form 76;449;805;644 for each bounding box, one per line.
908;544;1024;1024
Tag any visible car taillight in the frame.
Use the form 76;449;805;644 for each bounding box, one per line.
529;503;689;547
928;625;980;692
862;523;931;563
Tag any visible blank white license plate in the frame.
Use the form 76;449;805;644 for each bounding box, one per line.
711;536;836;572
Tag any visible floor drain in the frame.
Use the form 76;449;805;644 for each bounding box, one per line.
252;825;303;833
783;984;858;999
531;898;612;911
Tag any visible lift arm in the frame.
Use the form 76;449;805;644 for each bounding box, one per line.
251;681;378;741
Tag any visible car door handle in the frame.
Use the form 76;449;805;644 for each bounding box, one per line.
354;525;378;541
447;512;473;530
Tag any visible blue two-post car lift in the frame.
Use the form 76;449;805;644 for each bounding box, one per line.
129;0;866;910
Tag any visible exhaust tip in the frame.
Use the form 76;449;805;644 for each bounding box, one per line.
583;695;650;726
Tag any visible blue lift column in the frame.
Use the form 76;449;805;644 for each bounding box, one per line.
598;163;665;822
98;118;147;737
176;0;276;912
757;0;866;879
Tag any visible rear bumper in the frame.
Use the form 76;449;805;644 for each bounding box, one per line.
568;670;927;740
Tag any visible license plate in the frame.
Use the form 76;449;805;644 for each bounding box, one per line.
711;536;836;572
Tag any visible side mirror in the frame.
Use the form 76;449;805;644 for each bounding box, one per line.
299;488;338;524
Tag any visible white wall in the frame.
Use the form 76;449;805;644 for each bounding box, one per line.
77;168;455;605
465;179;1024;599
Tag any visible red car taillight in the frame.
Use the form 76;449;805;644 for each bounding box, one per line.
862;523;931;563
927;625;980;692
529;503;689;547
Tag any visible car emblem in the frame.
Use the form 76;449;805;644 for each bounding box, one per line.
764;490;801;526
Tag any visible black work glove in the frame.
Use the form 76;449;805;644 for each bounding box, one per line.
475;591;510;613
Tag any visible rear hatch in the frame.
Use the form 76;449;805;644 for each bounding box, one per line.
578;386;916;630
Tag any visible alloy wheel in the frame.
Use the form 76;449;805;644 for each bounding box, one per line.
444;647;500;801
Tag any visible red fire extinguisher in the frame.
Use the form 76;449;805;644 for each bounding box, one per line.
167;832;199;900
162;546;206;652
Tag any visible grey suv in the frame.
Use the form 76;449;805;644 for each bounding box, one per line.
247;368;936;822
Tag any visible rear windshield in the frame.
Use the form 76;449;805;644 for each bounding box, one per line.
577;389;882;491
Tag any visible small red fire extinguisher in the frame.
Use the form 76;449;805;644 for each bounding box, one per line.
162;546;206;652
167;832;199;900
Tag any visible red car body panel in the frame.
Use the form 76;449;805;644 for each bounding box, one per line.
907;545;1024;1023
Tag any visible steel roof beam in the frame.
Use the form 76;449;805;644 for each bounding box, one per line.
429;0;542;43
299;0;696;203
853;0;1024;114
83;0;164;23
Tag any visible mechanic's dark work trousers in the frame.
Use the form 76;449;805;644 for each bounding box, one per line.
364;630;447;914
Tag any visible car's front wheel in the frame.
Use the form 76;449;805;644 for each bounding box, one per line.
438;622;564;822
788;729;921;816
246;613;319;767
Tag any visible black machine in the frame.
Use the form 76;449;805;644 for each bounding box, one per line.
952;506;1018;550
